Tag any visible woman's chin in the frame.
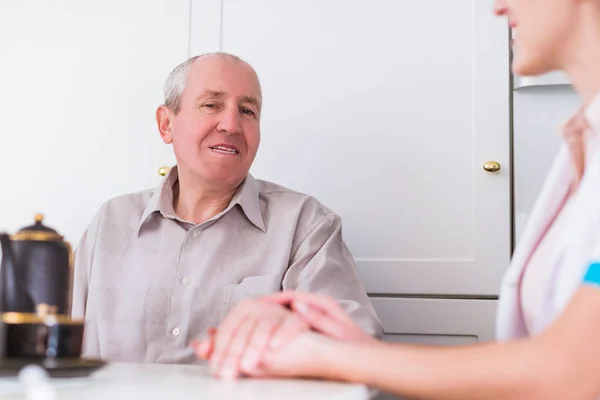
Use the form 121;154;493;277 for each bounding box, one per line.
512;54;554;78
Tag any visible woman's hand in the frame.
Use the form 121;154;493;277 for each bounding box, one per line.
192;328;338;380
191;299;308;379
249;331;337;379
263;291;378;344
192;291;377;380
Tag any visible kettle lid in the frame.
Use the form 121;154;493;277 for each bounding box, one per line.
11;213;63;242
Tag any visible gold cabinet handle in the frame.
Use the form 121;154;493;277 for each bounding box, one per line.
158;166;171;177
483;161;501;172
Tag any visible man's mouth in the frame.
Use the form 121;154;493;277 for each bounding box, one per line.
209;145;239;155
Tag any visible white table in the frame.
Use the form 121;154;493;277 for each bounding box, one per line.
0;362;374;399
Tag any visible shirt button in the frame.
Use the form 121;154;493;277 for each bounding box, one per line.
182;276;191;285
193;231;199;238
172;327;181;337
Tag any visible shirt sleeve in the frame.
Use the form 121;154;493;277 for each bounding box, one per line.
71;202;106;319
282;213;384;338
71;228;91;319
583;262;600;287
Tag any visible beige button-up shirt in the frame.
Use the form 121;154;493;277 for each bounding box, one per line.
72;167;382;363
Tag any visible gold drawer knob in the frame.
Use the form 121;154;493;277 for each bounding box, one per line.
158;166;171;177
483;161;501;172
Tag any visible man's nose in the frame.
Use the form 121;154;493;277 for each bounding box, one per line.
493;0;508;16
216;106;242;135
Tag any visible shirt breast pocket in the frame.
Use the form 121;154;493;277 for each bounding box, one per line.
219;275;282;322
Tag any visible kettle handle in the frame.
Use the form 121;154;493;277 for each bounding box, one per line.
0;233;35;313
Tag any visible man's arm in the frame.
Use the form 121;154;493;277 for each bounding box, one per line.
70;203;105;319
194;213;382;379
282;214;383;337
71;228;91;319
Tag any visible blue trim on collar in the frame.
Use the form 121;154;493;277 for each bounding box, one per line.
583;262;600;286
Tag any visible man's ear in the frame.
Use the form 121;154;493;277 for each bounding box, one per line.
156;105;174;144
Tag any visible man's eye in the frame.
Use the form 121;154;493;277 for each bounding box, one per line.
204;104;217;108
241;108;256;116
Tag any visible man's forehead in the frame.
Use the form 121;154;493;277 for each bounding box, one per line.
195;89;261;108
187;57;262;100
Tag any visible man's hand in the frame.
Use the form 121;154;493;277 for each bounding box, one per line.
193;299;309;380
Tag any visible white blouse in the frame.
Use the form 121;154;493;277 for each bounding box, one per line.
520;193;576;334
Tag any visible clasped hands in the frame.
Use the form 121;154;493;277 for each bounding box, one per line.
191;291;375;380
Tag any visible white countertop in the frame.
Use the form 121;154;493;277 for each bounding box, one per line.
0;362;373;399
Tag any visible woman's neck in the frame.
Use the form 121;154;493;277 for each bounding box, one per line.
562;5;600;104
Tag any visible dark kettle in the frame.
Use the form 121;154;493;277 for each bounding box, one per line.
0;213;72;317
0;214;84;359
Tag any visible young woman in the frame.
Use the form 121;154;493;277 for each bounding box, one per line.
195;0;600;398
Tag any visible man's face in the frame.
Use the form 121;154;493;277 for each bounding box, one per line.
159;57;262;187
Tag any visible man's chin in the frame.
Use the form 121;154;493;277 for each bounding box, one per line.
175;164;246;188
204;171;248;188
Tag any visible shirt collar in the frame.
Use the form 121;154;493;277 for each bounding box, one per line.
137;166;179;233
558;91;600;184
561;91;600;138
584;91;600;135
223;172;266;232
137;166;266;234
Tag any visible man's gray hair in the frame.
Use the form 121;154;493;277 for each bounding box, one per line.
164;52;246;114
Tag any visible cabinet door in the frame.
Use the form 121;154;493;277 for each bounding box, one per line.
371;298;497;345
190;0;511;296
0;0;188;244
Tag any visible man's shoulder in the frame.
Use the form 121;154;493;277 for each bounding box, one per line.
98;188;155;215
88;187;156;228
254;178;340;224
76;187;156;249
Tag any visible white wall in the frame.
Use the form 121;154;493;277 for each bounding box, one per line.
513;85;580;242
0;1;186;244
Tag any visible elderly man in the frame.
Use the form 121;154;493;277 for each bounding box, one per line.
71;52;382;364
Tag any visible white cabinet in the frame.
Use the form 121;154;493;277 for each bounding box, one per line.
190;0;510;343
190;0;511;297
514;71;571;89
0;0;186;243
372;298;497;345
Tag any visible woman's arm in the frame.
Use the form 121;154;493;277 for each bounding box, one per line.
263;287;600;400
318;334;541;399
